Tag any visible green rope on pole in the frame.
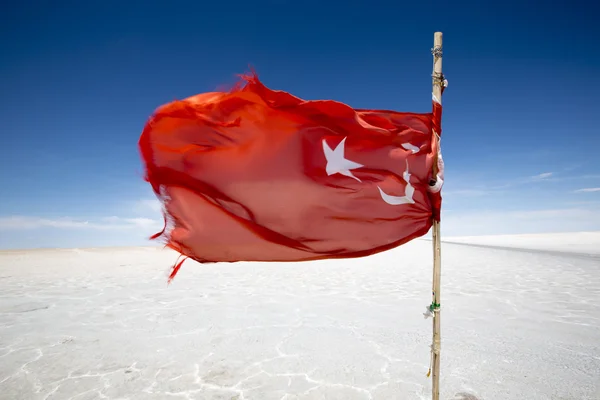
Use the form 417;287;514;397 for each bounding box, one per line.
428;302;441;312
426;301;441;378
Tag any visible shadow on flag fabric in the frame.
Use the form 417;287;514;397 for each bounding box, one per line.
139;73;443;279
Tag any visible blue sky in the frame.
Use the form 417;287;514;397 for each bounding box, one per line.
0;0;598;249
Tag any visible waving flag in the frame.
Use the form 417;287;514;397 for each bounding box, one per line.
139;73;443;277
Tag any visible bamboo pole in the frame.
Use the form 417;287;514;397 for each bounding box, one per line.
430;31;443;400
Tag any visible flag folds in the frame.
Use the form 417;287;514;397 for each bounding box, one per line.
139;73;443;270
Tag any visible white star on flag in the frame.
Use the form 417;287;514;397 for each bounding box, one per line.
322;137;363;182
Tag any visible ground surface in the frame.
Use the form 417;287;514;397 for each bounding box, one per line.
0;236;599;400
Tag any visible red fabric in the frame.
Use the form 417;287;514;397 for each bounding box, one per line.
430;100;443;220
139;73;443;269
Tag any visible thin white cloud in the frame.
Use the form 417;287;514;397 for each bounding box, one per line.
575;187;600;193
135;198;163;213
530;172;553;180
0;216;162;231
565;200;600;206
441;207;600;236
444;171;558;198
442;189;492;197
447;169;600;199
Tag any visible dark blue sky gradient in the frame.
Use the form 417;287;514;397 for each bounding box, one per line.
1;0;598;248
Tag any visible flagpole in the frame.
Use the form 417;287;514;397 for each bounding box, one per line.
430;31;444;400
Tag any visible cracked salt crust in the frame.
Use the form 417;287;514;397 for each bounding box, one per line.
0;238;599;399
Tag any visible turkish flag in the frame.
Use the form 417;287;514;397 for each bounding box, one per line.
139;73;443;275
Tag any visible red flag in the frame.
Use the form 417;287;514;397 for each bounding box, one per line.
139;73;443;275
